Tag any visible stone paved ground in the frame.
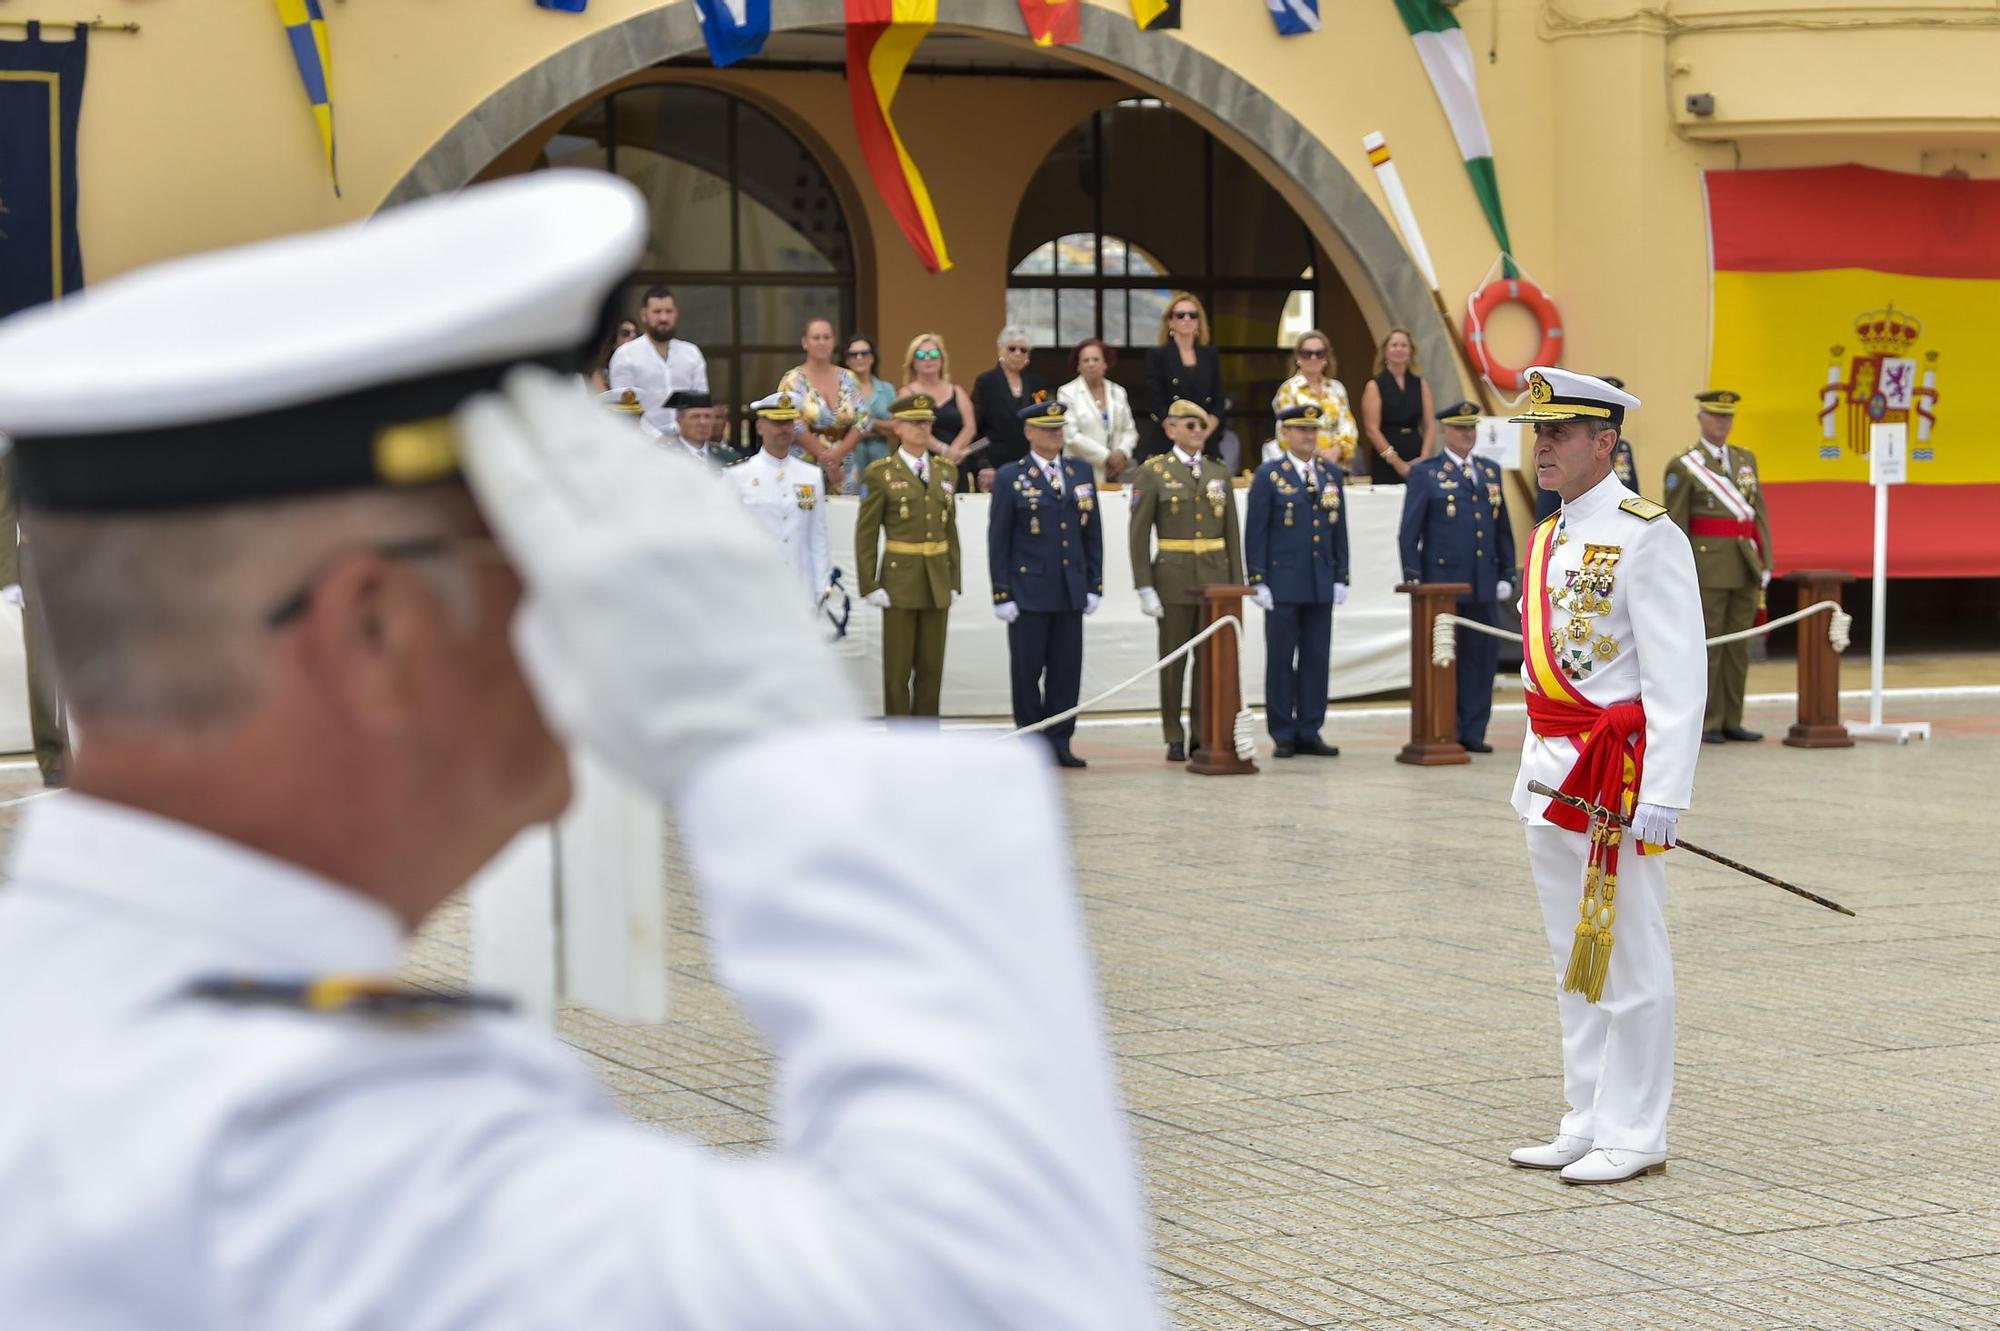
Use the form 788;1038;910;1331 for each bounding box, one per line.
398;685;1998;1327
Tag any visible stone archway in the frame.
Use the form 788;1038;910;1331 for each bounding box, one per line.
383;0;1462;397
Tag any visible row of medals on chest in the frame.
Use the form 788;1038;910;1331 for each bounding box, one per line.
1440;471;1503;520
1270;465;1342;526
1017;469;1093;536
745;464;818;510
1550;539;1623;680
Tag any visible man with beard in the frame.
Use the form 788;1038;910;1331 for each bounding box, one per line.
607;284;708;437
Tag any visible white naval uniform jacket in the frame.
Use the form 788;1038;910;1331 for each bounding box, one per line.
724;449;832;607
0;730;1158;1331
1512;471;1708;825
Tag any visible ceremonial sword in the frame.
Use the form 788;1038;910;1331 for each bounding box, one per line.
1527;781;1856;917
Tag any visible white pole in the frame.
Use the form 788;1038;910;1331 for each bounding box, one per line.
1362;132;1440;292
1870;479;1887;729
1850;421;1929;742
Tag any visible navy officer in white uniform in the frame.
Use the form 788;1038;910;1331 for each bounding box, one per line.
0;173;1157;1329
724;391;833;612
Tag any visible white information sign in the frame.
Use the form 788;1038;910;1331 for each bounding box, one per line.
1472;417;1522;471
1870;421;1907;485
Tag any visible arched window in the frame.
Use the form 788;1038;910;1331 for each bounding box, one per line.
1008;233;1169;348
542;84;856;426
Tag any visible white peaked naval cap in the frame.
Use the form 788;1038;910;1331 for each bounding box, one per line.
1508;366;1643;425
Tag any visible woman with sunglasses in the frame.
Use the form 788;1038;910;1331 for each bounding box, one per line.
1140;293;1224;463
1360;326;1434;485
838;333;898;493
587;316;641;393
968;326;1050;493
778;316;872;493
900;332;976;471
1269;329;1359;471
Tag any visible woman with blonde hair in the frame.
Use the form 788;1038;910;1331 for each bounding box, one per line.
1360;326;1434;484
1139;291;1225;461
777;316;871;490
900;331;976;465
1270;328;1359;470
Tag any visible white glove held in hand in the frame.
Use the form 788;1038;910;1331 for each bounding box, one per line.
865;588;893;609
1631;802;1680;848
1136;586;1163;619
0;585;22;610
994;600;1021;623
1251;585;1274;612
1333;583;1349;607
1497;579;1514;602
1084;592;1101;615
456;367;855;799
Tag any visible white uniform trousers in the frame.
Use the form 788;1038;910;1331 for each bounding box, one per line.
1526;824;1676;1154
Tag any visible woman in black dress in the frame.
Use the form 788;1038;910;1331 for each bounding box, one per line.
1360;326;1434;484
1139;292;1225;462
968;325;1049;492
899;331;975;466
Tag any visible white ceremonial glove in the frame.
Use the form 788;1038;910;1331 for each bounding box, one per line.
0;585;22;610
456;366;856;799
1497;579;1514;602
1333;583;1350;607
1085;592;1101;615
994;600;1021;623
866;588;893;609
951;590;961;604
1631;802;1680;849
1137;586;1164;619
1251;585;1274;613
1761;569;1772;589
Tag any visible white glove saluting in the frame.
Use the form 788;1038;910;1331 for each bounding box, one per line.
1136;586;1163;619
865;588;893;609
1630;802;1680;849
994;600;1021;623
1251;585;1274;613
457;367;855;798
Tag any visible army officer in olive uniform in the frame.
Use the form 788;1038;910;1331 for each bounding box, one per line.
990;399;1103;769
1662;389;1773;743
1130;398;1244;762
1400;400;1518;752
1246;404;1349;758
858;393;962;718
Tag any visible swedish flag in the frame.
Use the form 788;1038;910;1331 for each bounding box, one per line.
274;0;338;196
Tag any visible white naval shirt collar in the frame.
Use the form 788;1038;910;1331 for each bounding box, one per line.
7;793;407;972
1560;469;1630;525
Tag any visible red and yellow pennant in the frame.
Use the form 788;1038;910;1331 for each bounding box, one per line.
1018;0;1081;46
845;0;951;273
1707;165;2000;576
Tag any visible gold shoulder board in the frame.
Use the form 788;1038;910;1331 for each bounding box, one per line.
1620;496;1667;521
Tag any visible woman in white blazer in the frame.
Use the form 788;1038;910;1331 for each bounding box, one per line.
1056;338;1138;483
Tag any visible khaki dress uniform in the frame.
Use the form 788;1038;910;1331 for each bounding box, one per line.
858;434;962;717
1128;446;1244;747
1662;392;1773;737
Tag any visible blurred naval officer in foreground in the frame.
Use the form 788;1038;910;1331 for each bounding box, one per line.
989;397;1103;768
1509;368;1706;1186
1400;400;1516;752
724;392;833;612
1244;404;1348;758
0;173;1155;1329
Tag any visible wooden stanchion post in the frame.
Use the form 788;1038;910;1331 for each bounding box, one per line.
1187;584;1258;776
1396;581;1472;766
1783;570;1855;749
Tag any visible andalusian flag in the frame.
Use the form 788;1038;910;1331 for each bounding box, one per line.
1131;0;1181;29
1392;0;1512;270
1018;0;1081;46
274;0;337;196
1267;0;1321;35
1707;165;2000;577
845;0;950;273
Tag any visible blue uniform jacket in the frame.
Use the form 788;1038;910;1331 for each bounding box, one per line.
1245;454;1349;604
989;455;1104;613
1398;452;1517;602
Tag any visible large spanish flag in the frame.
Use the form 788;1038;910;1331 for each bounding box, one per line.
1707;165;2000;577
845;0;950;273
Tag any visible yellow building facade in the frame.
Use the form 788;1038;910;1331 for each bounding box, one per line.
45;0;2000;493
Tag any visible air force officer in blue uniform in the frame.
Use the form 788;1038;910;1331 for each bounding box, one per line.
1246;405;1349;758
1399;400;1518;751
991;399;1103;768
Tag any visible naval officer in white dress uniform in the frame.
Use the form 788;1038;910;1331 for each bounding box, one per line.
724;391;834;610
1506;367;1708;1186
0;172;1157;1330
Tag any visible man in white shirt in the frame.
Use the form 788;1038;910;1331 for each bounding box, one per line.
0;174;1156;1330
607;284;708;435
725;392;832;609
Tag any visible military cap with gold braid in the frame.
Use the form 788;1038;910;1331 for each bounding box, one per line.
1435;400;1482;426
750;391;801;422
0;171;647;512
598;388;646;415
1275;403;1326;427
1018;391;1066;428
888;392;938;422
1508;366;1641;426
1165;398;1209;420
1695;389;1741;415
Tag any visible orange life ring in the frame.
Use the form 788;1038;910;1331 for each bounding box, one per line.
1463;279;1564;393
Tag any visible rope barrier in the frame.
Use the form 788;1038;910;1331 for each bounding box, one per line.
1004;615;1258;761
1430;599;1854;668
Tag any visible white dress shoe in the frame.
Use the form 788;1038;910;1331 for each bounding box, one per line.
1559;1147;1667;1185
1507;1134;1593;1171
